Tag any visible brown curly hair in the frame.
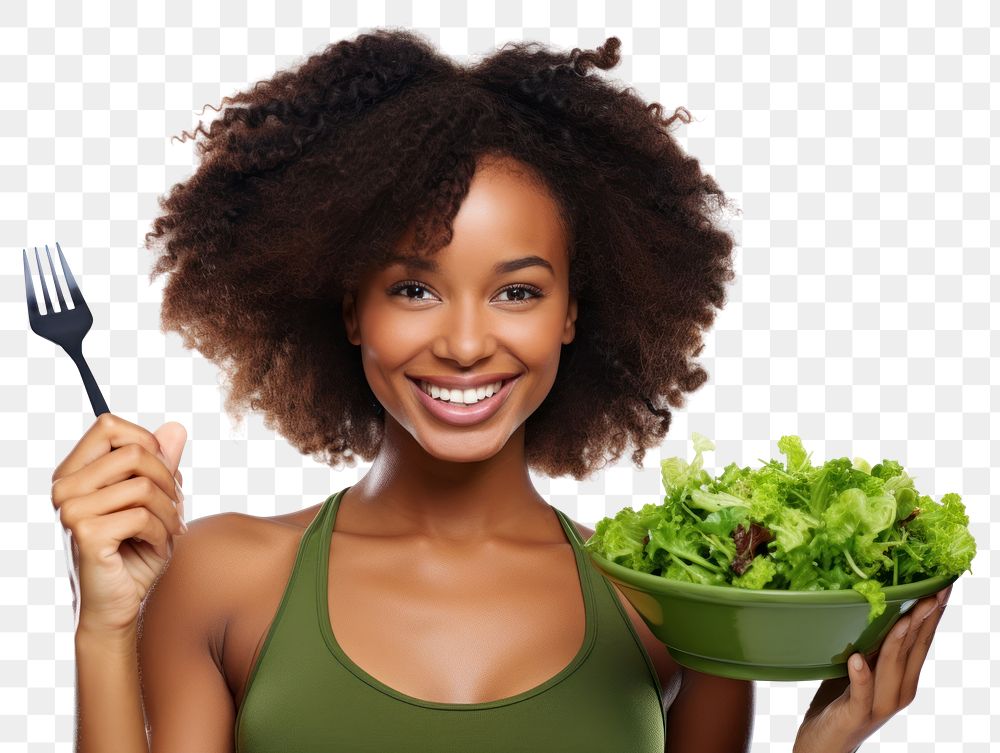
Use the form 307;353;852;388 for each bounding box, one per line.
143;28;739;481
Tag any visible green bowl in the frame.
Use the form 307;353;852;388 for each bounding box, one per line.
588;551;957;681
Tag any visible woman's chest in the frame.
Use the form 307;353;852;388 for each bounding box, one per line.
222;523;590;710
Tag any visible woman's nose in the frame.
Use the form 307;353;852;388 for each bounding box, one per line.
431;298;497;366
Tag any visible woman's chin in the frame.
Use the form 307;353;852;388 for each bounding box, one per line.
412;430;513;465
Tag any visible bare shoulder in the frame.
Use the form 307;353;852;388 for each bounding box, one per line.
145;507;313;656
145;511;276;635
158;501;335;642
568;518;684;710
138;510;278;751
143;506;323;709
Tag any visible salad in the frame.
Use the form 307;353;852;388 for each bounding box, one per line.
583;433;977;622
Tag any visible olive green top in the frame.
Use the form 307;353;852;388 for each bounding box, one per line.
235;486;665;752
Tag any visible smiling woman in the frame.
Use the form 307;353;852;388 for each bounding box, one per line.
121;27;748;753
142;28;738;482
341;155;578;462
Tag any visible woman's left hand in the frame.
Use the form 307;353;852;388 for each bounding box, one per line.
792;582;953;753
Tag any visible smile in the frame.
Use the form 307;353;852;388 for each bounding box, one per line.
417;378;504;404
407;376;519;427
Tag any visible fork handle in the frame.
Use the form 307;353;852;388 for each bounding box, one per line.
63;342;110;417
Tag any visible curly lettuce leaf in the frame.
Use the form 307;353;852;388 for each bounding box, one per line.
585;433;977;625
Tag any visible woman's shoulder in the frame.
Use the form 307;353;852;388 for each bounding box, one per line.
168;504;324;610
155;505;323;653
181;504;316;549
138;504;328;729
197;501;326;556
568;518;684;710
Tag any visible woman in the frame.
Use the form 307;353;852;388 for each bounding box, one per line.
57;30;949;752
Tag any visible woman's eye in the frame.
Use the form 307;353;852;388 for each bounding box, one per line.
388;281;435;300
495;284;543;303
387;281;543;304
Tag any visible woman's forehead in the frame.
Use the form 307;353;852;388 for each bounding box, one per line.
391;163;568;266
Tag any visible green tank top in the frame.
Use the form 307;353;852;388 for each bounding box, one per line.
235;486;665;752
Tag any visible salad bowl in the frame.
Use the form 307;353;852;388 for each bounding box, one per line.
584;433;974;680
590;552;956;681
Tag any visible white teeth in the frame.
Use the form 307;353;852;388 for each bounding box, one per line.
419;379;504;404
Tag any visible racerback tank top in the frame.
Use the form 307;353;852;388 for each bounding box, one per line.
235;486;665;752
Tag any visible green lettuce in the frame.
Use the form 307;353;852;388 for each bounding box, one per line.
584;433;977;623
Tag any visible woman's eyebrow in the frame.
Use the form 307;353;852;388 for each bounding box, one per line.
493;255;554;275
385;254;554;275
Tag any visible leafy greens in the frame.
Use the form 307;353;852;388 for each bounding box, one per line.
583;433;977;623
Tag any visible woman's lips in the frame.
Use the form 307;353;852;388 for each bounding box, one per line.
408;375;519;427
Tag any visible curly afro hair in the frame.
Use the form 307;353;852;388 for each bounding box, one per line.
143;27;739;481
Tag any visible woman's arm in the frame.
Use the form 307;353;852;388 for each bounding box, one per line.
73;513;237;753
664;669;754;752
136;514;238;752
75;624;149;753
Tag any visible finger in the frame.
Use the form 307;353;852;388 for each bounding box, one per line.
58;475;187;539
872;597;937;716
846;650;875;717
900;596;940;653
169;464;184;519
53;441;181;513
859;595;926;674
869;610;915;717
52;412;165;484
76;505;173;563
153;446;185;510
898;597;947;706
936;583;954;607
153;422;186;476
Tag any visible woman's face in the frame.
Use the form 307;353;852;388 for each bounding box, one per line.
342;155;577;464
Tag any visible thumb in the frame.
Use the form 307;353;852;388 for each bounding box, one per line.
845;652;873;714
152;421;188;481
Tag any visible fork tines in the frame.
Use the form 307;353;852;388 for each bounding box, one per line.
22;241;84;318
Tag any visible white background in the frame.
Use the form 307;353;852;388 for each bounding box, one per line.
1;1;995;750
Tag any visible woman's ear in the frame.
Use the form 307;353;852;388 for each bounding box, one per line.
563;295;577;345
342;291;361;346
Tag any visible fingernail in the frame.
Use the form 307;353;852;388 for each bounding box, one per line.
175;479;185;503
179;519;189;533
851;655;863;671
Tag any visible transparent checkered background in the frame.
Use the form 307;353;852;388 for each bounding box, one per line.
1;1;995;751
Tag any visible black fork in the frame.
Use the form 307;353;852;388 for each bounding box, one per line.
22;242;109;416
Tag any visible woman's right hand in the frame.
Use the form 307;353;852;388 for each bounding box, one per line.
51;412;189;638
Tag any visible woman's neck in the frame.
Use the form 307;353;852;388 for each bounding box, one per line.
347;418;551;542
